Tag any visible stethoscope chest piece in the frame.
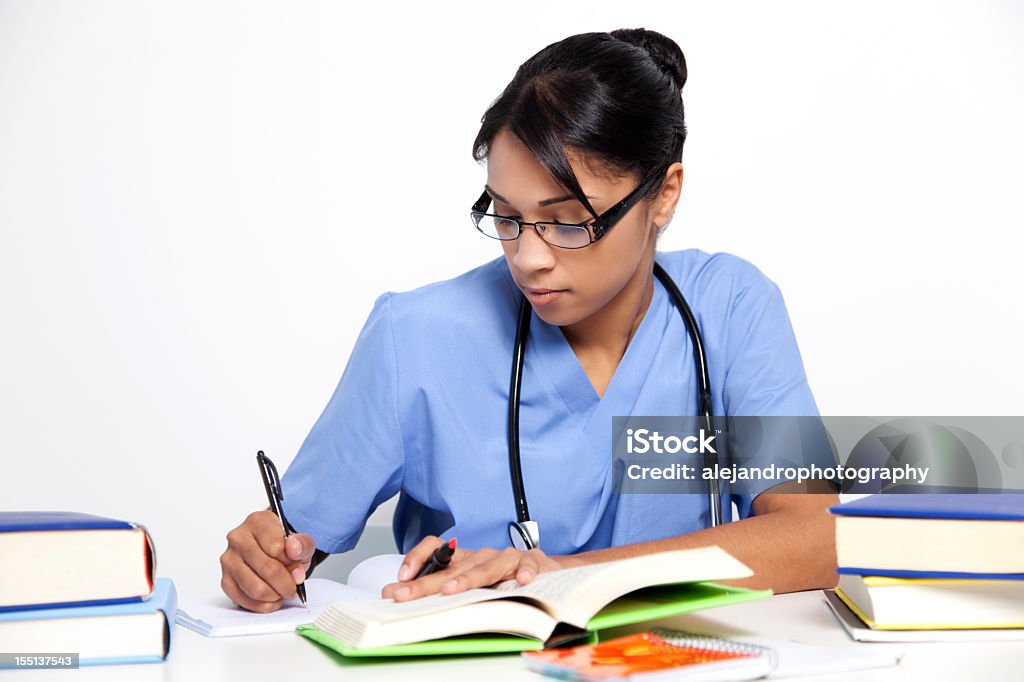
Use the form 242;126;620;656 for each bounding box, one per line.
508;520;540;550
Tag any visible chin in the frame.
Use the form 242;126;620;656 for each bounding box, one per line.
531;303;584;328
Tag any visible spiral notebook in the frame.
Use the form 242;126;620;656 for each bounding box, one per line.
522;630;776;681
522;628;901;680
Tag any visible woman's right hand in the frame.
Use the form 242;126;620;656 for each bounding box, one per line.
219;510;317;612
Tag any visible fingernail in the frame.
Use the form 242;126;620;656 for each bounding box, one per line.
441;579;458;591
517;568;535;582
394;586;410;599
292;567;305;584
398;565;410;581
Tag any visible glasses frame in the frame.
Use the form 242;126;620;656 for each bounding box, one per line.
471;166;667;250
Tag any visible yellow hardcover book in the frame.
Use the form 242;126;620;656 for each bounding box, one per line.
835;574;1024;630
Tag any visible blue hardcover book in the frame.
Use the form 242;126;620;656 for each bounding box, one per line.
0;578;176;665
0;511;137;533
0;512;156;611
830;494;1024;521
831;495;1024;578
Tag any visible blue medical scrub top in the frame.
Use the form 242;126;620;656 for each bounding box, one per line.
280;249;821;556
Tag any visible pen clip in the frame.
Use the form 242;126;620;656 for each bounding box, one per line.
257;450;298;535
257;450;284;500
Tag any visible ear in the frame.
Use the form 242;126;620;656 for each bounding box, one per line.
651;163;683;230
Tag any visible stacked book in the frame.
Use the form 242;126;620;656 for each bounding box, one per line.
826;495;1024;640
0;512;176;666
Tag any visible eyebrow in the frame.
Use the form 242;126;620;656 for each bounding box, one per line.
485;185;596;208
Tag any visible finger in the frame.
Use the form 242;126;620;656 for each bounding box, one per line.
396;545;474;584
236;531;300;600
284;533;317;566
380;569;460;599
283;560;308;585
236;551;296;602
392;549;508;601
386;548;500;601
515;550;543;584
250;513;290;562
380;580;406;599
386;567;461;601
221;570;281;613
396;536;444;582
393;547;473;586
221;546;290;608
439;548;521;595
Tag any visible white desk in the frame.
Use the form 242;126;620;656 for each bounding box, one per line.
3;591;1019;681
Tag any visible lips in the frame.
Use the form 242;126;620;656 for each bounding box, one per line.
522;286;568;306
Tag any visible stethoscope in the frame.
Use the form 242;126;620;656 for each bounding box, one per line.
506;261;723;551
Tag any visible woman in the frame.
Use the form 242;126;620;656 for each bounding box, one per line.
220;28;839;613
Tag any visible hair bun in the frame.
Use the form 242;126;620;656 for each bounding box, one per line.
610;27;687;91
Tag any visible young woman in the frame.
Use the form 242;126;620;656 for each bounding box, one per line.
220;28;839;613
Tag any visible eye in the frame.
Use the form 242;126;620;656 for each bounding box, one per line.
546;222;592;248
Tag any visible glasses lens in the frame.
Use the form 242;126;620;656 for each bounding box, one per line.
538;223;592;249
472;213;520;240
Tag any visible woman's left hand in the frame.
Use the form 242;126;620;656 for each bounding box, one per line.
380;536;574;602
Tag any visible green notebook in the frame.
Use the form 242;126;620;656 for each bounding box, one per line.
296;546;771;657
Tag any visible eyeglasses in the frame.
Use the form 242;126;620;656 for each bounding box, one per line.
470;167;666;250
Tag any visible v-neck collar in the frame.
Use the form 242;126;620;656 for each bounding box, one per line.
528;276;670;430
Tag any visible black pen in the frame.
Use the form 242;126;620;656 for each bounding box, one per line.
256;451;307;607
415;538;457;578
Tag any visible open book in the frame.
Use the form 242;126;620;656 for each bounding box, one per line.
299;546;771;657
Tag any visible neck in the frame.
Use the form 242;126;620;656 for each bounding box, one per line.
561;252;657;360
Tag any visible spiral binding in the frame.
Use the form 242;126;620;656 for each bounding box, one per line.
650;628;778;664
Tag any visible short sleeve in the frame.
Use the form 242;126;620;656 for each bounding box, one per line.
718;266;829;518
279;293;405;554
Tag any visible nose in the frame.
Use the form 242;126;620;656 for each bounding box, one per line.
512;223;556;274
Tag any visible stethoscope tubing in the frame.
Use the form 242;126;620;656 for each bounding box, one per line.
508;297;533;526
506;261;724;548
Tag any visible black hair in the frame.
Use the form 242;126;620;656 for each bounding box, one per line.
472;28;687;221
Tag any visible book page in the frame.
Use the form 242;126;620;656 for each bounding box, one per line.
495;546;753;625
176;579;375;637
318;594;559;648
330;588;502;625
346;553;405;597
492;561;611;607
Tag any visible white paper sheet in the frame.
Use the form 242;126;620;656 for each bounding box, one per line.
176;578;375;637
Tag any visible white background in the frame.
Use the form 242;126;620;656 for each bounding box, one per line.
2;0;1022;597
